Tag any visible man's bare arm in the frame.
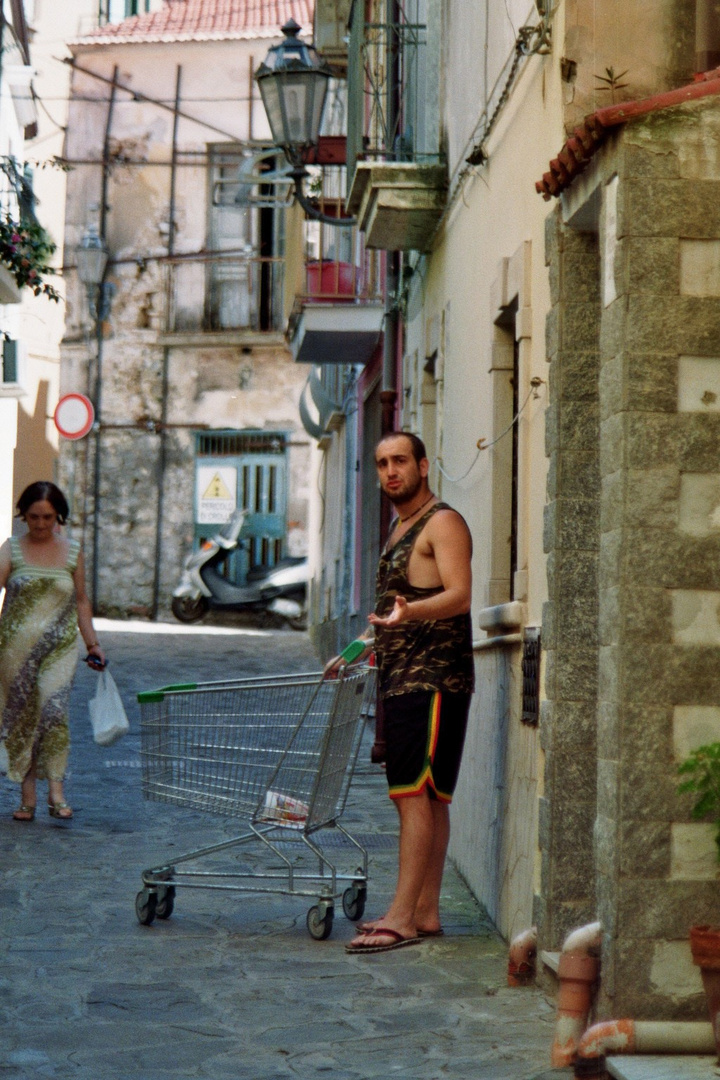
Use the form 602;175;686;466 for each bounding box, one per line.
369;511;471;628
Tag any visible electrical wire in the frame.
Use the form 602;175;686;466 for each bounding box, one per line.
435;381;543;483
31;87;67;133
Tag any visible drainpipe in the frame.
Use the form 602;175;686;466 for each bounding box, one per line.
91;66;118;613
573;1020;715;1079
342;367;357;643
508;926;537;986
380;0;400;442
150;63;181;621
371;0;402;764
551;921;602;1068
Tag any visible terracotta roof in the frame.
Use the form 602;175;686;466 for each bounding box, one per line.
76;0;313;46
537;66;720;200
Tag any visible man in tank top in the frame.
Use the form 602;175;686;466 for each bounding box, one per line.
327;432;474;954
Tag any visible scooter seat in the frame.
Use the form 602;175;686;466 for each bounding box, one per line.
246;557;306;582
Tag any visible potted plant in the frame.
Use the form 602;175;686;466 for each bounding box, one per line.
678;743;720;1058
0;214;60;301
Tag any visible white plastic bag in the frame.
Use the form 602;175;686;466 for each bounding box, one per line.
89;669;130;746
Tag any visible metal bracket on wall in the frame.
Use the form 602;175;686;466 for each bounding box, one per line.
518;0;555;56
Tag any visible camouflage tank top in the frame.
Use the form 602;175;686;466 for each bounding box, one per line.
374;502;475;698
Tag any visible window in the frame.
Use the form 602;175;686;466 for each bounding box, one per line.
2;339;18;383
100;0;151;23
487;317;517;606
206;146;284;332
167;146;286;334
697;0;720;71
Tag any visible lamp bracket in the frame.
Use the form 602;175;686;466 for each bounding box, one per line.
291;167;357;227
212;148;295;209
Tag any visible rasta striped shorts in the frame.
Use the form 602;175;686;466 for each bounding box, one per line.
383;689;471;803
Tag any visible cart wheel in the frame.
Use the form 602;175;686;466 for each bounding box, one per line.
155;885;176;920
307;904;334;940
342;885;367;921
135;889;157;926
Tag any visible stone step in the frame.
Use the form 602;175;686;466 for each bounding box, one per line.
541;949;561;976
607;1055;719;1079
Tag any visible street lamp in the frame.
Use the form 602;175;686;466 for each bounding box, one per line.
77;223;114;612
255;21;355;226
77;224;112;321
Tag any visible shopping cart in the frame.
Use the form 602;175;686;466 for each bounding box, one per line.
134;666;376;939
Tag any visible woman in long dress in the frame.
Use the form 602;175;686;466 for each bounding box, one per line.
0;481;105;821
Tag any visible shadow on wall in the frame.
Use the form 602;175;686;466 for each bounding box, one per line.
13;379;58;498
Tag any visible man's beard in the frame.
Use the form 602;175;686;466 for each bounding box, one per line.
384;473;423;506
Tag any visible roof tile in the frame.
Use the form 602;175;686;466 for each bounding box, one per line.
79;0;313;45
537;69;720;200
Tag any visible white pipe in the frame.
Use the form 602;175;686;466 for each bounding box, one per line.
551;921;602;1067
574;1020;715;1078
562;920;602;954
508;926;537;986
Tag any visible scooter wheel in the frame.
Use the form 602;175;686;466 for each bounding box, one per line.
287;612;308;631
171;596;210;623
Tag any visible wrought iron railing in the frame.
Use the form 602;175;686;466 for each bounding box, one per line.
298;165;384;305
301;231;383;305
166;252;285;334
346;0;439;180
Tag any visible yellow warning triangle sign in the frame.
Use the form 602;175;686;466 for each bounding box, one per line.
202;472;233;500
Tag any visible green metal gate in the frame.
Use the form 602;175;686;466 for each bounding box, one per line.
194;429;288;586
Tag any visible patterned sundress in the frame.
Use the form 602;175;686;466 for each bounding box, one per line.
0;537;81;782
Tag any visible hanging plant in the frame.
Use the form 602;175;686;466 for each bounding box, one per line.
0;214;60;301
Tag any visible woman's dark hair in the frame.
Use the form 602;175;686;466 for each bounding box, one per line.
16;481;69;525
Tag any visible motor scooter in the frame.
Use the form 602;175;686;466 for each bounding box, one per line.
171;508;308;630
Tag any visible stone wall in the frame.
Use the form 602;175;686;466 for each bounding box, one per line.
592;105;720;1018
541;97;720;1017
538;211;601;951
59;262;309;617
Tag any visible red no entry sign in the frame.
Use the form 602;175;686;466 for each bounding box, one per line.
54;393;95;440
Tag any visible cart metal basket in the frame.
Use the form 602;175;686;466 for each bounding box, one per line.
135;666;376;939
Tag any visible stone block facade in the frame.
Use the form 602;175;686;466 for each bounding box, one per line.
537;216;600;949
542;97;720;1017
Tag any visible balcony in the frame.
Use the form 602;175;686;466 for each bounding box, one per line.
288;200;384;366
346;162;447;252
165;252;284;335
344;0;447;252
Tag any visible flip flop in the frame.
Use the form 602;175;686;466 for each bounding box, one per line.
345;928;424;954
357;921;443;938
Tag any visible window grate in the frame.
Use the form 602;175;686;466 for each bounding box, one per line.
196;431;285;457
521;628;541;726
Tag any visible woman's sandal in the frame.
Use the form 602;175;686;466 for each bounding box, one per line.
12;804;36;822
48;801;73;820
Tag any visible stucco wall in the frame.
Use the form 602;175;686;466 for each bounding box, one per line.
59;34;310;615
401;25;561;938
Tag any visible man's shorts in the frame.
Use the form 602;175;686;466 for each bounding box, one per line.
383;690;471;803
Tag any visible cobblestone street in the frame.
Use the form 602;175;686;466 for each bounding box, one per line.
0;621;554;1079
